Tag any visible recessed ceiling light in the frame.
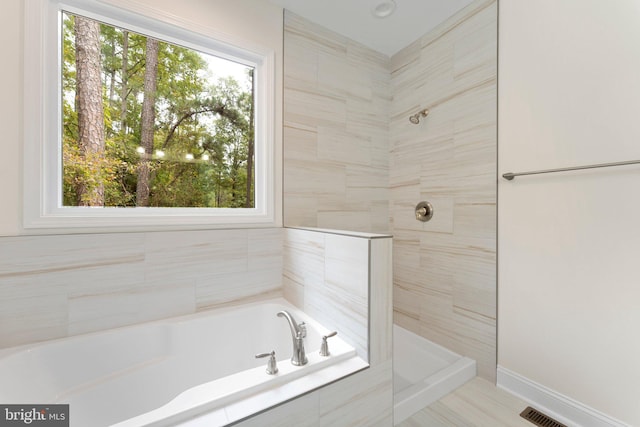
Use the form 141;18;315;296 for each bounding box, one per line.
372;0;396;18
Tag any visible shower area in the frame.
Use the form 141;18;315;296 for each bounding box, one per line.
283;0;497;423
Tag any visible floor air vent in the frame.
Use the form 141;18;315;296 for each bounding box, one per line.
520;406;568;427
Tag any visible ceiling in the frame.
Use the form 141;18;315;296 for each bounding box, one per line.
265;0;474;57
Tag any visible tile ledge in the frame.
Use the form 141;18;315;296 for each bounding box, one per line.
285;226;392;239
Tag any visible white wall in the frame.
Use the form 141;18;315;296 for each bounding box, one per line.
0;0;23;235
498;0;640;425
0;0;283;236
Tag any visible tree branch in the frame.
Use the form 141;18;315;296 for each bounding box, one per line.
162;102;246;148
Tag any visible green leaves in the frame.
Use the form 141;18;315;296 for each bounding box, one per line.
62;12;255;208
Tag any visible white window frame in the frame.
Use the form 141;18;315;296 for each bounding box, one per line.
24;0;277;230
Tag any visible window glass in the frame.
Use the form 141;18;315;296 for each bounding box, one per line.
62;12;255;209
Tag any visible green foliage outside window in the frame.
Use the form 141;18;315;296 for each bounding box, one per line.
62;12;255;208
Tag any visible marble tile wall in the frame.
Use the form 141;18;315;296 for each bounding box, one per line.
283;228;390;361
390;0;498;381
280;19;395;423
283;228;369;358
283;12;390;234
0;223;394;426
0;228;283;349
240;227;393;427
233;362;393;427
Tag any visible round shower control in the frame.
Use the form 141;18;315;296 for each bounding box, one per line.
415;201;434;222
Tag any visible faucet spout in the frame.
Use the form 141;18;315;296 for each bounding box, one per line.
277;310;308;366
277;310;301;338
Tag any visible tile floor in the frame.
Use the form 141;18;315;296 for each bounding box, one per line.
398;377;535;427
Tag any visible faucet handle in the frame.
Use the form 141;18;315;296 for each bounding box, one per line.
255;350;278;375
319;331;338;357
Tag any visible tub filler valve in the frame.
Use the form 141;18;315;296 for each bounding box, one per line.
319;331;337;357
277;310;308;366
255;350;278;375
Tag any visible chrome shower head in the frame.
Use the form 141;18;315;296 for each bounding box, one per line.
409;108;429;124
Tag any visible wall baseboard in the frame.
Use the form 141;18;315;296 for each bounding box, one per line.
497;366;630;427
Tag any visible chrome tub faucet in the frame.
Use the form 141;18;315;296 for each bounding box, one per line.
277;310;308;366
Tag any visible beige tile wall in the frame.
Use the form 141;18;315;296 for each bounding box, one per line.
287;228;368;357
283;12;390;234
283;228;390;361
280;17;396;422
0;224;394;426
390;0;498;381
240;228;394;427
0;228;282;349
282;0;497;383
234;362;393;427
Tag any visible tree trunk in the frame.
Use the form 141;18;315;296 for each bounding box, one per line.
75;16;105;206
136;37;159;207
245;69;254;208
108;37;116;105
120;30;129;133
108;69;116;104
230;143;240;205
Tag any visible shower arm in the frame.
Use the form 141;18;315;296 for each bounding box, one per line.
409;108;429;124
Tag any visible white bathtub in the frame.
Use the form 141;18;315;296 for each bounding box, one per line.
0;298;367;427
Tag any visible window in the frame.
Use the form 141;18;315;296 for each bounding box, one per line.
24;0;277;229
63;12;256;209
